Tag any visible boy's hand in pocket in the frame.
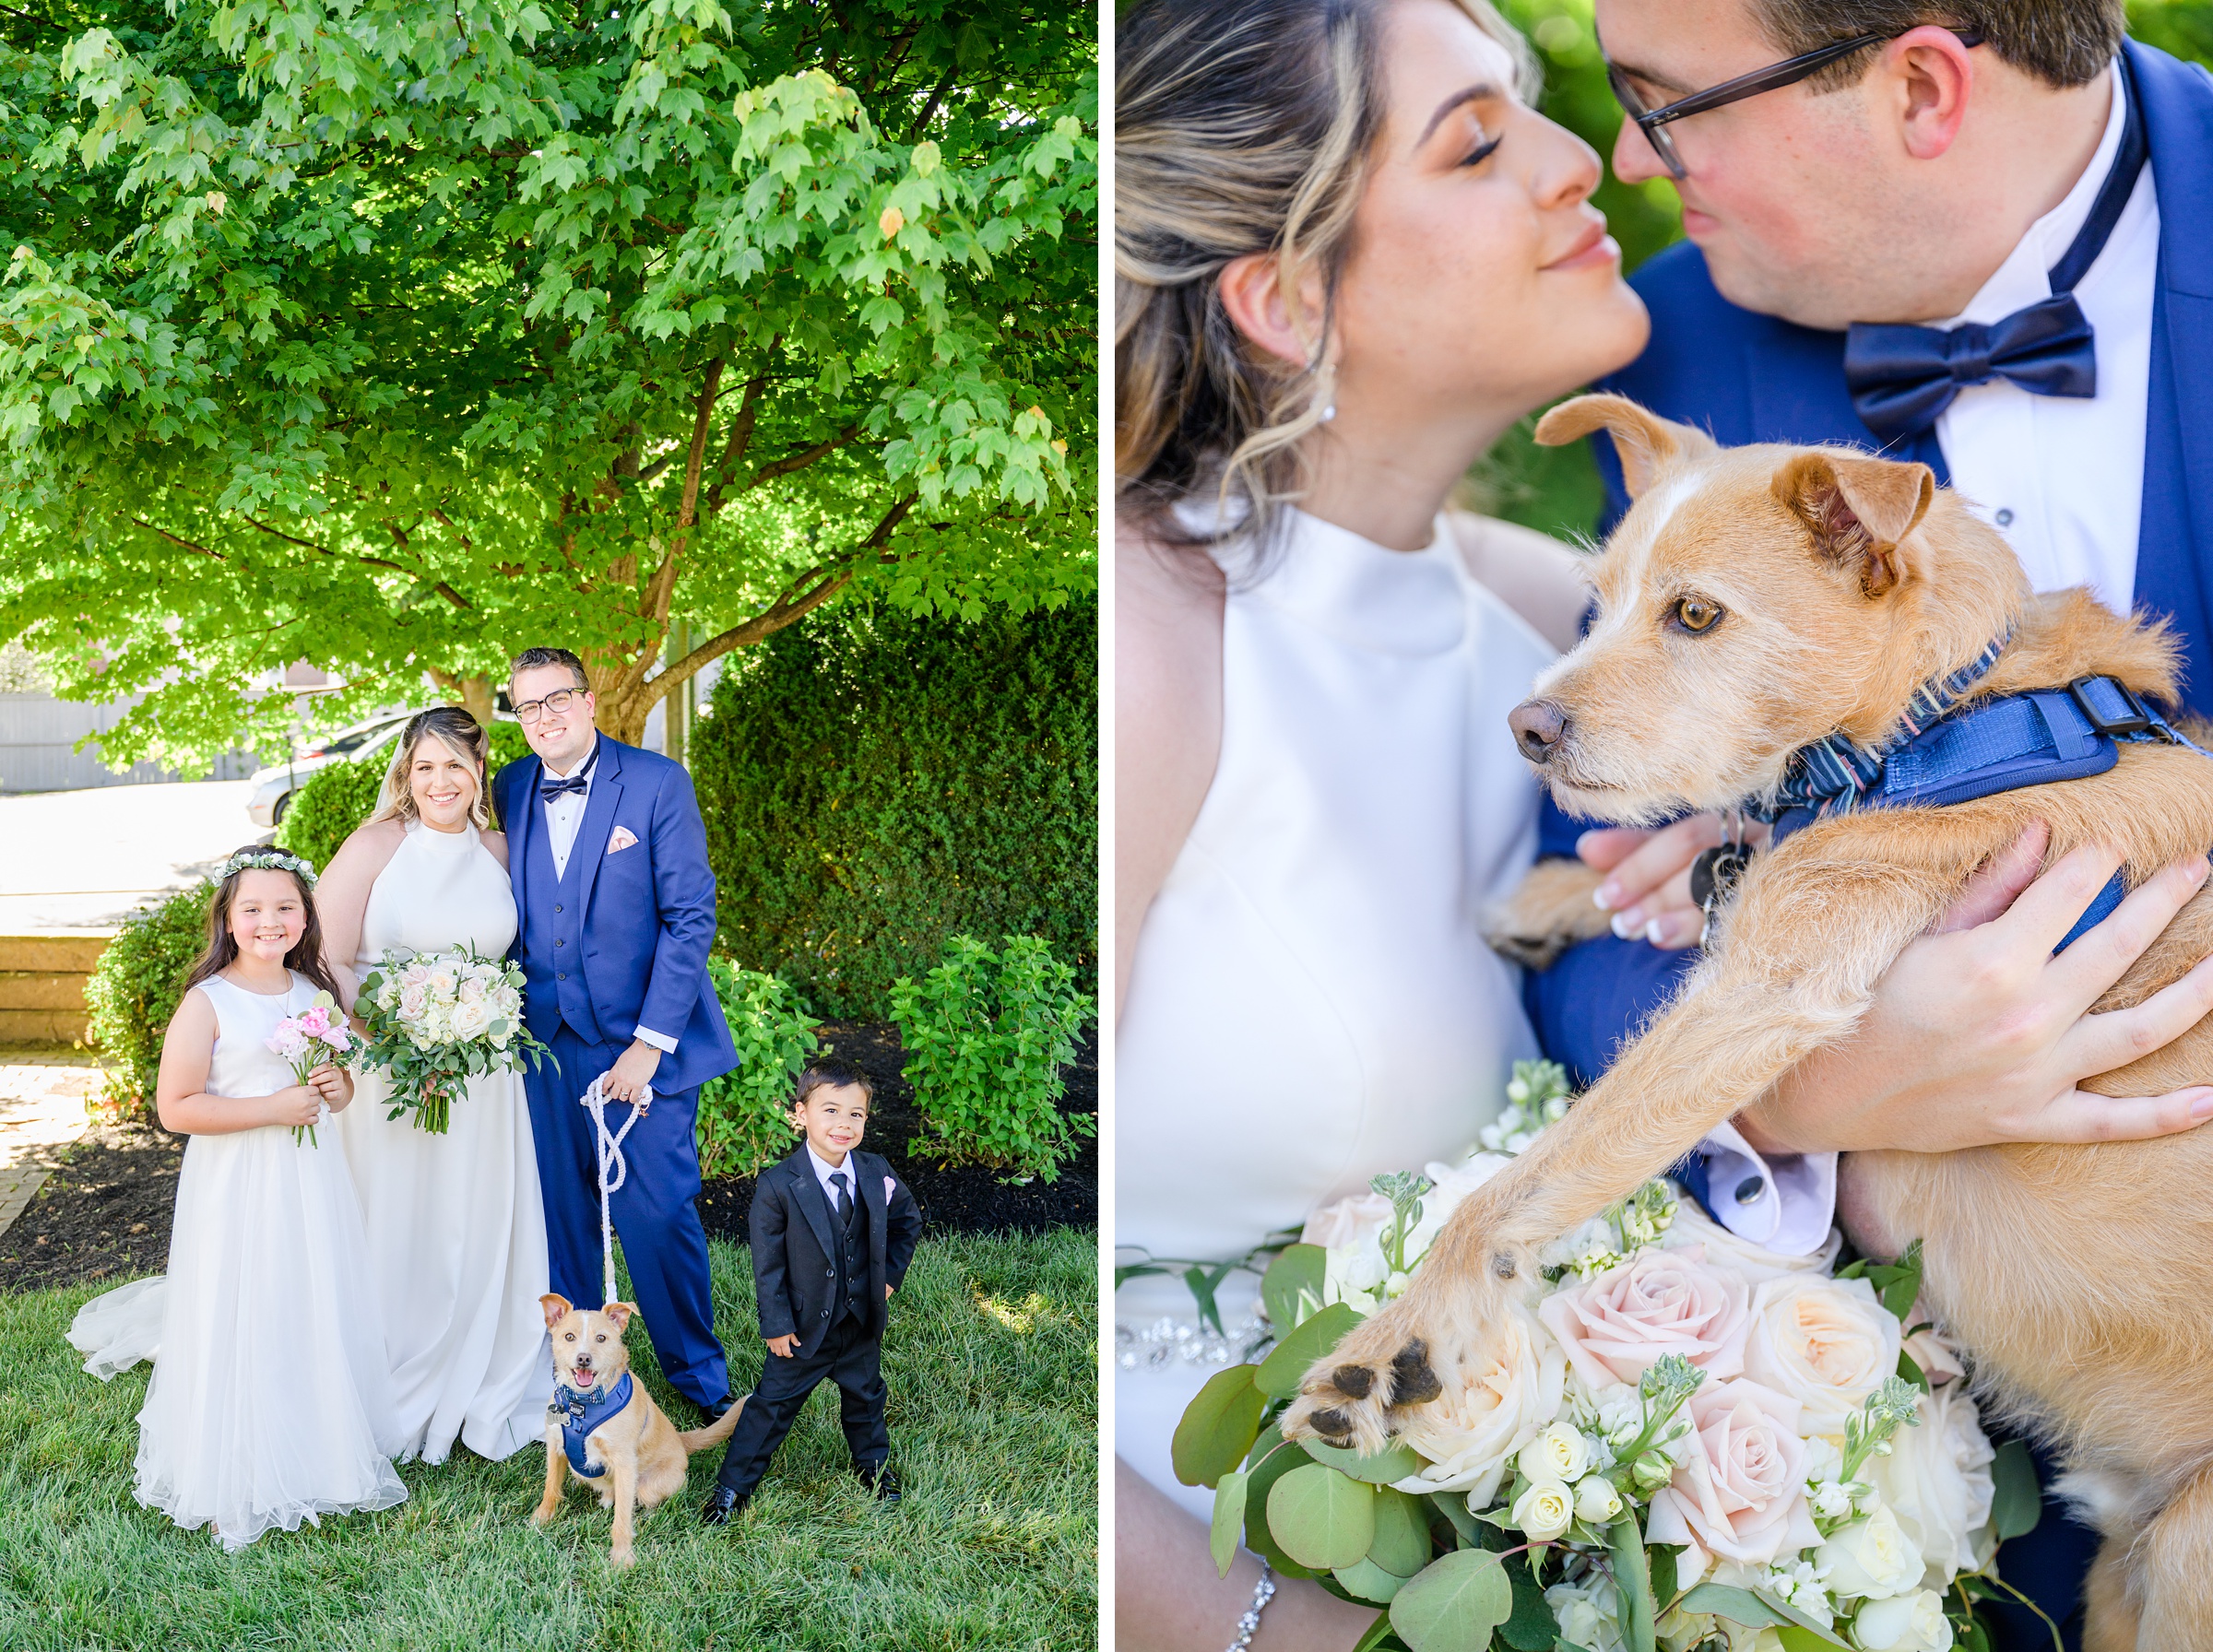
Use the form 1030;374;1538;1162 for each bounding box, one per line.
764;1334;799;1357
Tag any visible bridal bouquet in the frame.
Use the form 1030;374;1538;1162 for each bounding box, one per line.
1173;1062;2047;1652
266;991;352;1146
352;946;544;1133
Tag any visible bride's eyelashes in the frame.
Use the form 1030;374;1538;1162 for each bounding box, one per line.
1460;133;1502;169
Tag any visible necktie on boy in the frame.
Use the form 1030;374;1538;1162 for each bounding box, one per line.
1844;56;2148;442
831;1170;854;1229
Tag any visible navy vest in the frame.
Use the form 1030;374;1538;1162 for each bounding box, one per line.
832;1175;870;1327
551;1370;633;1479
520;802;603;1045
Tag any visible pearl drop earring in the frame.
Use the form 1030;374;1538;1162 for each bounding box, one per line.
1320;404;1337;423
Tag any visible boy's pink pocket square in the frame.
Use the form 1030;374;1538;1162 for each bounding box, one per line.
607;826;639;854
884;1175;896;1201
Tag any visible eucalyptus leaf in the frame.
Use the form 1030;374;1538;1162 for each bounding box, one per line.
1172;1364;1265;1489
1262;1244;1328;1331
1387;1550;1513;1652
1605;1510;1655;1652
1210;1470;1249;1578
1268;1463;1377;1571
1350;1611;1399;1652
1366;1487;1433;1577
1992;1438;2043;1540
1430;1491;1481;1548
1334;1557;1412;1605
1304;1437;1426;1485
1255;1302;1363;1399
1244;1427;1318;1578
1676;1587;1850;1646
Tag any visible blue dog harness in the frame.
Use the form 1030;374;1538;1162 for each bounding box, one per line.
550;1371;633;1479
1746;641;2207;953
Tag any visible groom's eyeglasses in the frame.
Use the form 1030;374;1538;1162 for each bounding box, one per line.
515;686;587;724
1603;27;1984;181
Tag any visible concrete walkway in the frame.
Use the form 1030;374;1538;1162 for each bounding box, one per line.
0;779;265;932
0;1056;100;1240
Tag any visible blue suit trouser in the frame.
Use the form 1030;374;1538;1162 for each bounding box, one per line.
524;1021;728;1409
713;1308;888;1495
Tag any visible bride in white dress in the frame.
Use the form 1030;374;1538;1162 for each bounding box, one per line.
316;707;552;1463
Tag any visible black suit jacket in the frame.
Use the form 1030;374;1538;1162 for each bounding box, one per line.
749;1147;922;1359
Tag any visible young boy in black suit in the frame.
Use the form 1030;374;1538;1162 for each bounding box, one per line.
702;1056;922;1524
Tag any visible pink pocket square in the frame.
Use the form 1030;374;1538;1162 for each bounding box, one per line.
884;1175;896;1201
607;826;639;854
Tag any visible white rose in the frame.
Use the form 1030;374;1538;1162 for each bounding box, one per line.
1852;1589;1954;1651
1866;1386;1994;1588
1743;1275;1900;1435
449;997;493;1040
1575;1474;1623;1524
398;983;430;1022
456;975;486;1003
1816;1507;1924;1601
1663;1195;1840;1284
1303;1191;1391;1250
1518;1422;1592;1484
1513;1478;1575;1541
1392;1299;1567;1507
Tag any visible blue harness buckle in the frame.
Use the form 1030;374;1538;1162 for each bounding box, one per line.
2069;674;2155;738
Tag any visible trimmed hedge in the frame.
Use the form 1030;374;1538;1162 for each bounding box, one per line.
695;960;821;1179
692;599;1097;1019
277;718;529;873
84;881;214;1115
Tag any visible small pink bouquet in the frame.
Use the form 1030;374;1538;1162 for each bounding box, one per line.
266;990;352;1145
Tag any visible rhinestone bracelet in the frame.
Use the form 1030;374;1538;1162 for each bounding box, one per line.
1224;1557;1275;1652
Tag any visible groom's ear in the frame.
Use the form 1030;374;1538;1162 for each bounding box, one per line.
1533;394;1714;501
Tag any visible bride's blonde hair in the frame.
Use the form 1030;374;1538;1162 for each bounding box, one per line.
1117;0;1533;557
370;706;493;831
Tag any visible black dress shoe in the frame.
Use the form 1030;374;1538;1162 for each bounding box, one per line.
701;1486;749;1526
699;1393;740;1425
854;1464;901;1503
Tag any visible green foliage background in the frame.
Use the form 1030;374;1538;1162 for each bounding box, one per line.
692;595;1096;1020
695;959;820;1179
82;882;213;1111
1482;0;2213;541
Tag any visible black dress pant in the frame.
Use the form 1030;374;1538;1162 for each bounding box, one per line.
715;1309;888;1495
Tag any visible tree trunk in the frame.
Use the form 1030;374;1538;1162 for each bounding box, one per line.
457;674;496;728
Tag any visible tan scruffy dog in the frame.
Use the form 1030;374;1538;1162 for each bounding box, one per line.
1280;394;2213;1651
531;1294;745;1567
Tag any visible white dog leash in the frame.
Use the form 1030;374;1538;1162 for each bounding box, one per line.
580;1078;651;1308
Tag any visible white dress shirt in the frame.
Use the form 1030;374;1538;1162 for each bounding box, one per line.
806;1143;859;1210
540;734;676;1055
1716;60;2158;1254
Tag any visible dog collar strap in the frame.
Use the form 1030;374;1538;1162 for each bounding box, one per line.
1753;629;2016;825
552;1370;633;1479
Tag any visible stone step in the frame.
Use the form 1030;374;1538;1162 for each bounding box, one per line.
0;972;90;1012
0;1008;89;1044
0;934;113;974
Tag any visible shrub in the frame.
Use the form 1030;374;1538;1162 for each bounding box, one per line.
694;961;821;1180
889;933;1095;1183
277;719;530;872
84;881;215;1115
692;598;1096;1019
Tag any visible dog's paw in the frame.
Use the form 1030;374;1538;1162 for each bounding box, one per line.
1484;858;1614;971
598;1492;616;1510
609;1545;636;1570
530;1504;559;1528
1278;1296;1454;1457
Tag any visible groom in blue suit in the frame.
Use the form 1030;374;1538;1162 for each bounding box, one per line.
1528;7;2213;1646
492;646;740;1415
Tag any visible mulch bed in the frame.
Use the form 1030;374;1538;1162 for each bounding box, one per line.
1;1020;1095;1294
695;1019;1097;1245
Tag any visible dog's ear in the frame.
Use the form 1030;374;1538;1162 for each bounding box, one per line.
603;1301;637;1332
539;1292;573;1330
1771;450;1936;597
1533;394;1712;499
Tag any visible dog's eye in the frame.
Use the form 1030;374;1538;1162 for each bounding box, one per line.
563;1332;575;1340
1673;597;1724;634
595;1333;606;1342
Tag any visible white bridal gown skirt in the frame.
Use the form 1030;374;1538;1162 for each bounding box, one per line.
73;1121;409;1551
338;1063;553;1463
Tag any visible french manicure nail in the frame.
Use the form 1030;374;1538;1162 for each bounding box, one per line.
1610;910;1642;940
1593;881;1619;912
1645;920;1668;946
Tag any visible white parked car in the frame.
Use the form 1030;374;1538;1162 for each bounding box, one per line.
244;712;418;827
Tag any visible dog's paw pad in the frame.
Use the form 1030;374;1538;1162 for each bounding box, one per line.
1387;1339;1442;1407
1307;1405;1355;1444
1329;1363;1375;1399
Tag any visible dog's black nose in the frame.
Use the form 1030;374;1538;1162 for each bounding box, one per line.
1509;699;1568;763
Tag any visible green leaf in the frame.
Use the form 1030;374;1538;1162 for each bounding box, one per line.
1779;1629;1842;1652
1367;1487;1433;1577
1498;1552;1557;1651
1992;1438;2043;1540
1606;1510;1656;1652
1350;1611;1399;1652
1262;1243;1327;1331
1898;1347;1930;1393
1255;1302;1363;1399
1268;1464;1377;1571
1387;1550;1514;1652
1243;1427;1317;1578
1304;1437;1426;1485
1879;1238;1926;1322
1172;1364;1266;1489
1334;1557;1412;1604
1676;1587;1849;1646
1210;1470;1249;1577
1430;1490;1481;1548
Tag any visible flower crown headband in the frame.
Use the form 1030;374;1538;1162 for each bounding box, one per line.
216;848;319;888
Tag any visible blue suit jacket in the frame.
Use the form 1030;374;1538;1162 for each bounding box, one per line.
1528;37;2213;1086
491;737;739;1094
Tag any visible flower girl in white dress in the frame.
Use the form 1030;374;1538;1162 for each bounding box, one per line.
67;847;408;1550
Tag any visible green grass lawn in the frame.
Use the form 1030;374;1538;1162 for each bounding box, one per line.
0;1229;1096;1651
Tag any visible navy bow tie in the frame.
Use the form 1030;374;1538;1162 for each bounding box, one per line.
1844;58;2146;444
539;744;598;801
